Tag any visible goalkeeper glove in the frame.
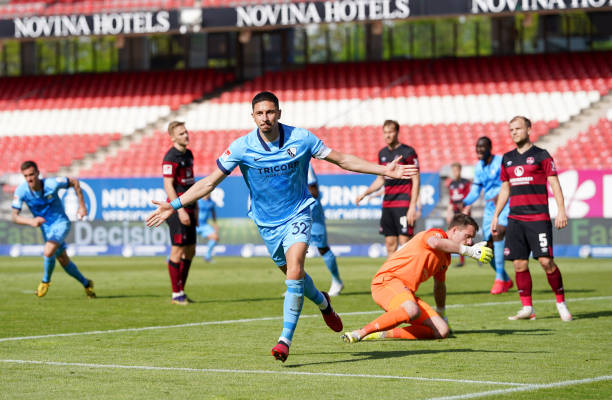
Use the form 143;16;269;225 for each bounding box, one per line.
460;241;493;263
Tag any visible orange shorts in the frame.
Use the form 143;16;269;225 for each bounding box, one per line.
371;274;439;325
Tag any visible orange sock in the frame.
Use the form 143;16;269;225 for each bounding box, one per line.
386;325;436;340
362;308;411;336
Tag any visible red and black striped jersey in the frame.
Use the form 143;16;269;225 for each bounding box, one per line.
378;144;418;209
448;178;471;206
500;145;556;222
162;147;196;209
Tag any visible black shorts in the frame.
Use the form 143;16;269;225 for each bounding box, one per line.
167;210;197;246
379;207;414;237
504;218;553;260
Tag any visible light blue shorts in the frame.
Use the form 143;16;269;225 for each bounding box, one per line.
41;219;70;256
482;201;509;242
258;207;312;267
310;201;328;248
196;223;215;238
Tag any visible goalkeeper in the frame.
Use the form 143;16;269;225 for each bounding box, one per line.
342;214;492;342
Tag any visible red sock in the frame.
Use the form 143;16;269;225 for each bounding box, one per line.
386;325;435;340
362;308;411;336
459;255;465;264
515;270;533;306
179;259;192;291
167;260;181;293
546;267;565;303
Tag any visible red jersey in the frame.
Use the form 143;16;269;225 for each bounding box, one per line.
500;145;556;222
378;144;419;208
447;178;471;212
162;147;196;210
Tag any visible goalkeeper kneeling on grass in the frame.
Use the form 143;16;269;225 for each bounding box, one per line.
343;214;492;342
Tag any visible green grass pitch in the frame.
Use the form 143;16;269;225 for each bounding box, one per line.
1;256;611;399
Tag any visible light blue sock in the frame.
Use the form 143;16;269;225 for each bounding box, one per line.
63;261;89;286
303;273;325;308
42;256;56;283
493;240;510;281
207;240;217;259
281;279;304;343
322;251;341;283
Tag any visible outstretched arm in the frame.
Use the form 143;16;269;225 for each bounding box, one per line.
324;150;418;179
146;168;227;227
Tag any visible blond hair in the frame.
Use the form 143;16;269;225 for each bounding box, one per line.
167;121;185;136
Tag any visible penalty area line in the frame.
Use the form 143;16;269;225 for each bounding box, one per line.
424;375;612;400
1;295;610;343
0;359;527;386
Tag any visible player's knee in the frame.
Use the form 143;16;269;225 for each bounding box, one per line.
435;324;450;339
539;257;556;273
401;301;420;320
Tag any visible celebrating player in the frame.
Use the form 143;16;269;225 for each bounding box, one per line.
11;161;95;298
356;120;420;256
308;163;343;296
492;116;571;321
462;137;513;294
342;214;492;343
196;193;219;263
162;121;197;305
146;91;418;362
445;162;471;267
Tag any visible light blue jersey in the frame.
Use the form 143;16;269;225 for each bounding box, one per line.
12;177;70;225
197;198;215;226
217;123;330;228
463;155;504;204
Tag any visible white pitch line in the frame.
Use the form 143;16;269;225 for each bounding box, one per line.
1;295;610;343
0;359;527;386
425;375;612;400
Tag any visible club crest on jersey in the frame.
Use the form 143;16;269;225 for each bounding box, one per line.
287;147;297;157
514;166;524;177
504;247;510;256
220;149;231;161
506;161;512;166
526;156;535;164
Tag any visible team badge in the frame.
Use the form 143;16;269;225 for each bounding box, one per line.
526;156;535;164
506;161;512;166
163;164;173;175
514;166;524;177
381;157;387;162
220;149;231;161
504;247;510;256
287;147;297;157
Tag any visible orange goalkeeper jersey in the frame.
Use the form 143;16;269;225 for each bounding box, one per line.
373;228;451;292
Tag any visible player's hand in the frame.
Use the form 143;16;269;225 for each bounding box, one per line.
177;208;191;226
146;200;175;227
31;216;45;227
77;206;88;220
355;193;365;206
490;216;498;234
555;209;568;230
460;241;493;263
384;156;418;179
407;206;417;226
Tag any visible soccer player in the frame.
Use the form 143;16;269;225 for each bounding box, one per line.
196;194;219;263
342;214;492;343
11;161;95;298
492;116;572;321
146;92;417;362
462;137;513;294
308;163;343;296
163;121;197;305
445;162;471;267
356;120;420;256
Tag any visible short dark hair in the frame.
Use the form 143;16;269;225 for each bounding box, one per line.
448;213;479;232
20;160;38;171
476;136;492;149
510;115;532;129
383;119;399;132
451;162;461;169
252;91;279;110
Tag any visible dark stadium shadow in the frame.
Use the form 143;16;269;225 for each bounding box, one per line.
285;348;537;367
445;290;502;296
538;310;612;320
190;296;290;304
451;328;552;336
533;289;595;294
94;294;165;299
